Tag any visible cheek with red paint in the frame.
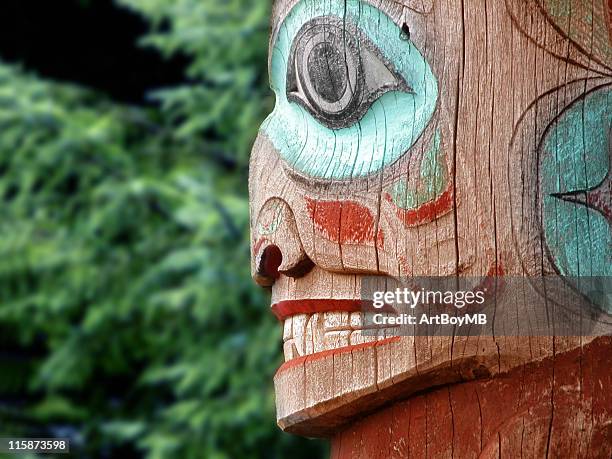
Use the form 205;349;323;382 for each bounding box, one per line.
385;187;454;227
384;129;455;228
305;197;385;248
304;129;455;251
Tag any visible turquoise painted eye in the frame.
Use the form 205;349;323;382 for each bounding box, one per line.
261;0;438;180
540;88;611;312
286;16;412;130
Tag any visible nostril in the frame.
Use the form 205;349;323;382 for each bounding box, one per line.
251;199;315;286
255;245;283;287
262;245;283;279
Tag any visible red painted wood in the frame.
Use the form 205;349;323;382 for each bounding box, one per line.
275;337;400;375
271;299;364;321
306;197;384;247
271;299;396;321
385;187;454;227
330;337;612;458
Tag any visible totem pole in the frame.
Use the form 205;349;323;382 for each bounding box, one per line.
249;0;612;457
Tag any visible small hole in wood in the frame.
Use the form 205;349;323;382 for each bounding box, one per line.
400;23;410;41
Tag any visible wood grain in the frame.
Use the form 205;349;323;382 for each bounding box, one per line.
249;0;612;454
331;337;612;459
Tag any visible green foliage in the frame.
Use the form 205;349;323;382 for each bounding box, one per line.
0;1;326;458
118;0;274;163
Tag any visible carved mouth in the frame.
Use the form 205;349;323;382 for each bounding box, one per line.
273;300;398;362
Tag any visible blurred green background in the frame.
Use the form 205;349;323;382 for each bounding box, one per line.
0;0;327;457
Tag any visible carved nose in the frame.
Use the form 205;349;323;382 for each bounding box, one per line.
252;199;314;287
254;244;314;287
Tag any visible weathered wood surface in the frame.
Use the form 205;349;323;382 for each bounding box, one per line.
330;337;612;459
249;0;612;455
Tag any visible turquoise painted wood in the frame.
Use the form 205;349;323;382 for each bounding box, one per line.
387;130;446;209
541;88;611;310
261;0;438;180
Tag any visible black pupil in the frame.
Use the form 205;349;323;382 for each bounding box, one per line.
307;42;348;103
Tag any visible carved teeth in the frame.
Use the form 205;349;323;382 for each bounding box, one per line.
325;330;351;349
283;316;292;341
291;314;308;357
349;329;378;346
282;311;395;362
350;312;363;328
283;340;300;361
304;315;314;355
324;311;350;330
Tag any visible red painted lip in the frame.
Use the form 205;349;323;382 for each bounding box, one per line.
271;299;365;321
273;263;504;321
271;299;396;321
276;337;401;375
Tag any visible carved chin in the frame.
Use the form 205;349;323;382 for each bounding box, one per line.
273;333;486;437
273;318;597;438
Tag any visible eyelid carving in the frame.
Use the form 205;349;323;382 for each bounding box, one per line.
286;16;413;130
261;0;438;180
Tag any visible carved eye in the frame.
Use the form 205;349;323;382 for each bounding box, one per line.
261;0;438;180
286;17;412;130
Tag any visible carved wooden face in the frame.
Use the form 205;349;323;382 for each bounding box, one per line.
249;0;611;436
